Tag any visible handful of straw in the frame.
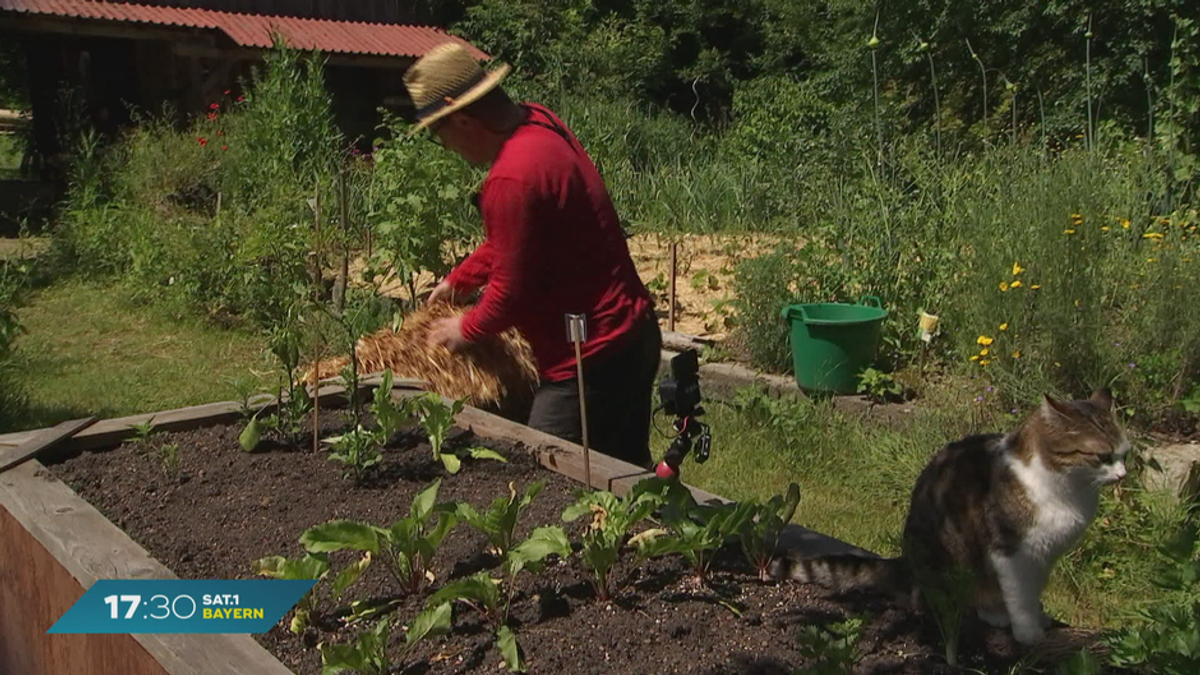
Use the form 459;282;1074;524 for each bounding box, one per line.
303;303;538;407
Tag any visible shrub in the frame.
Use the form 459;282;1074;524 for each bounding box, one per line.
732;247;799;372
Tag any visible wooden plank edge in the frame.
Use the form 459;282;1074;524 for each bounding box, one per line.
0;417;97;474
0;374;430;454
0;461;294;674
391;390;875;560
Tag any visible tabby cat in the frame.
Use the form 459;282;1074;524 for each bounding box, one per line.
771;389;1130;646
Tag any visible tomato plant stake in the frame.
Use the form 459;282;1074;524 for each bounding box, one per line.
565;313;591;487
668;241;677;332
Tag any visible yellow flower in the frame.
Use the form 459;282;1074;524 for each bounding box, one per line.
1064;229;1077;235
1031;284;1042;289
970;355;980;362
999;323;1009;331
977;335;995;346
1143;232;1164;240
1012;350;1022;359
980;348;990;357
980;359;992;366
1074;299;1081;308
1010;280;1023;288
999;281;1010;292
1147;258;1157;263
1122;219;1131;229
1102;226;1111;231
1012;262;1024;275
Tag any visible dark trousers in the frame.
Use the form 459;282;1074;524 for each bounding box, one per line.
527;313;662;469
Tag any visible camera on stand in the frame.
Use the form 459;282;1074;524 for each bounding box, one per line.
654;349;712;480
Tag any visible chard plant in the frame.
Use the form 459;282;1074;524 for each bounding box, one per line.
240;319;312;452
561;487;665;601
456;481;544;561
635;479;754;585
252;551;370;634
323;426;384;483
738;483;801;581
369;369;413;444
411;392;466;473
300;479;459;595
425;523;571;672
318;606;453;675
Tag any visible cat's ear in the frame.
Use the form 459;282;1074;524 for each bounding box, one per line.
1089;388;1114;411
1041;394;1070;422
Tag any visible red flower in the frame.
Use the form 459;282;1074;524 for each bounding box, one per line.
236;96;244;103
221;145;228;151
197;137;208;146
216;130;223;137
210;102;220;110
223;89;231;95
207;112;217;121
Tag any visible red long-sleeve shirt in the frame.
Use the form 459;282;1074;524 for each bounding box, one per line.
445;103;652;382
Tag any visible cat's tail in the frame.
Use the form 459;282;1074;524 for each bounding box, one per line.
769;552;912;599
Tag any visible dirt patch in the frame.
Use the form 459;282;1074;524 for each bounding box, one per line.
48;412;1112;674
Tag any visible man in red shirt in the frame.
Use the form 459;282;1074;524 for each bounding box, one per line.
403;43;661;469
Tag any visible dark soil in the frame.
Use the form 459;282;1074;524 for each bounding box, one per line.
49;410;1110;675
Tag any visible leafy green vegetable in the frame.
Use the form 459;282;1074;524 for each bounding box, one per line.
323;426;384;483
738;483;801;581
635;479;753;585
252;552;334;634
457;481;544;560
300;479;459;594
561;487;664;600
429;483;568;672
412;393;466;472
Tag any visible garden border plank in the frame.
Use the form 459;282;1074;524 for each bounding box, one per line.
0;417;97;474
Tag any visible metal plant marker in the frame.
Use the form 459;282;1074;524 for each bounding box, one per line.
565;313;591;487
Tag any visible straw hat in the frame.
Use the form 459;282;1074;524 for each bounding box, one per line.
403;42;511;134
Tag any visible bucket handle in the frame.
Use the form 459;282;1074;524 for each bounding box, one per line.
859;295;882;309
781;304;809;322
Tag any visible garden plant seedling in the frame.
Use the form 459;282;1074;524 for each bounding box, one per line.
300;479;459;595
561;486;665;600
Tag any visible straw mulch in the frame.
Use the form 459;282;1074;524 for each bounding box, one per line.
302;303;539;408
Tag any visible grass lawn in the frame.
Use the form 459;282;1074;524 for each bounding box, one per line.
6;276;269;431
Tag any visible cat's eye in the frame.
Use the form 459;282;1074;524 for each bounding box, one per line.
1098;452;1115;464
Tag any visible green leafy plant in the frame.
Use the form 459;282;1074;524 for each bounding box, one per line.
738;483;801;581
267;319;314;445
370;369;413;443
426;525;570;672
457;481;545;561
912;563;975;668
1057;648;1103;675
856;367;903;403
158;442;181;478
635;479;754;585
300;479;459;595
320;610;450;675
252;551;369;634
412;393;467;473
128;417;157;447
1107;521;1200;675
323;426;383;483
560;487;665;601
795;616;864;675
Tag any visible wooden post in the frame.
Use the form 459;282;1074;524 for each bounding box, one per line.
215;191;222;220
333;168;350;315
566;314;591;488
668;241;677;332
311;180;323;299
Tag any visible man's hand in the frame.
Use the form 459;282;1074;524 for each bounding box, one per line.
427;280;456;306
427;316;470;353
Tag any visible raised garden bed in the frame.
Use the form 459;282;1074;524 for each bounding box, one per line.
0;381;1105;674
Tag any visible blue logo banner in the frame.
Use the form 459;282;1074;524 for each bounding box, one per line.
48;579;316;634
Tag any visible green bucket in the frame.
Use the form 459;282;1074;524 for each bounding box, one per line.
780;296;888;394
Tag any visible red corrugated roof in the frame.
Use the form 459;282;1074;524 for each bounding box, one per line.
0;0;489;59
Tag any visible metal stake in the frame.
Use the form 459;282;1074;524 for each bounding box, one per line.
668;241;677;332
565;313;591;488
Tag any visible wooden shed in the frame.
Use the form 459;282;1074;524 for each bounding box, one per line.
0;0;489;176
